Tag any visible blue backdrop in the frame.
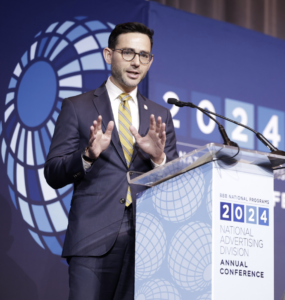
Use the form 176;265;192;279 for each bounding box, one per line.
0;0;284;299
0;1;147;299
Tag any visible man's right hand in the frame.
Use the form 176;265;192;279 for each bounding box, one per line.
86;115;114;160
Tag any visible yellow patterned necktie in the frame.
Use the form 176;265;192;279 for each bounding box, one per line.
118;93;133;206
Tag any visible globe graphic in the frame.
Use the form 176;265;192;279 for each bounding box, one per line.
135;279;181;300
136;189;151;210
196;291;211;300
206;179;212;221
0;17;113;255
136;212;167;280
168;222;212;292
152;168;205;223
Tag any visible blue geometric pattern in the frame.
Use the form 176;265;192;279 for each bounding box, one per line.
135;279;181;300
168;222;212;291
0;17;114;256
151;168;204;222
136;165;212;299
136;213;167;280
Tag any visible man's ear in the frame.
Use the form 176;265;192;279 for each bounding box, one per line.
103;48;112;65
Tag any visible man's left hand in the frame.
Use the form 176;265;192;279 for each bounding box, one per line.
130;114;166;165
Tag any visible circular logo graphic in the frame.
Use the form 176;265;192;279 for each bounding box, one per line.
168;222;212;292
0;17;114;255
135;279;181;300
152;169;205;223
135;212;167;280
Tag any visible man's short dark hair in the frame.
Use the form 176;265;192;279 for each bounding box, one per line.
108;22;154;49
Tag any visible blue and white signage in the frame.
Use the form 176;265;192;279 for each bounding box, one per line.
257;106;285;152
191;91;222;143
1;17;114;256
154;82;188;137
135;165;212;300
213;161;274;299
225;98;254;149
135;151;274;299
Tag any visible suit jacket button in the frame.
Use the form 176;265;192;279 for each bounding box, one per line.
120;198;126;204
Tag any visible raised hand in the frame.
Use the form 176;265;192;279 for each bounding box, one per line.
87;115;114;159
130;114;166;165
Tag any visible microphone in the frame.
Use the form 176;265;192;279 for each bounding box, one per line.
167;98;185;107
167;98;238;147
168;98;285;158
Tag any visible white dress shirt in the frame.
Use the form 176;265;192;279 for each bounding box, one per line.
83;77;166;169
105;77;139;143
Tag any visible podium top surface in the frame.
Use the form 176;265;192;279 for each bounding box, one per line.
128;143;285;187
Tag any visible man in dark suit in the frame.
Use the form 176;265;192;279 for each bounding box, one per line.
44;22;178;300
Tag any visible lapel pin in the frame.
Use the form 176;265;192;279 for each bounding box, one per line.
144;104;148;110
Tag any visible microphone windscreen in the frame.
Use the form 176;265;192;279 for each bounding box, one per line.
167;98;178;105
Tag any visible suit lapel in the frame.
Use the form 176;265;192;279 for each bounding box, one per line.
130;91;150;165
92;84;127;168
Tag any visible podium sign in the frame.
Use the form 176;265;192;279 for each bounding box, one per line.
212;159;273;299
131;144;278;300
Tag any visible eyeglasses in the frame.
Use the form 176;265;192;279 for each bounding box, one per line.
112;48;154;65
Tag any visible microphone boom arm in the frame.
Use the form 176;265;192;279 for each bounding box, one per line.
190;103;279;152
168;98;238;147
167;97;282;153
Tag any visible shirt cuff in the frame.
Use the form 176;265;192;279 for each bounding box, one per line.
151;154;166;168
82;157;92;170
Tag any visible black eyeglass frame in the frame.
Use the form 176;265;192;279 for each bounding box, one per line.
112;48;154;65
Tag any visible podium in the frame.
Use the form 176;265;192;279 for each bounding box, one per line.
129;143;285;300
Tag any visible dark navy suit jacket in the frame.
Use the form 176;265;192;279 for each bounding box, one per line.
44;83;178;257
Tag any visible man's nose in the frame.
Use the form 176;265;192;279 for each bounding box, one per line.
131;53;140;66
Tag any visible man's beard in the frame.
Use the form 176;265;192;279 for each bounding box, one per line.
111;67;146;88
